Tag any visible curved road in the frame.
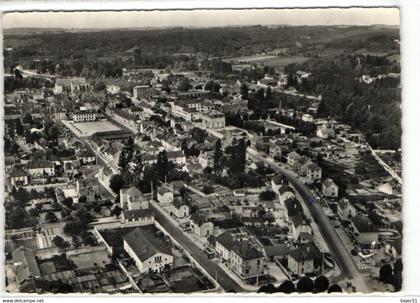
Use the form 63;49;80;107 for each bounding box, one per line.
248;150;370;292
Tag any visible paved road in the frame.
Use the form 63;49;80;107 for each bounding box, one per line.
149;202;244;293
247;150;370;292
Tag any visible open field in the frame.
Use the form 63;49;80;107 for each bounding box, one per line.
62;120;122;137
69;249;112;269
224;54;311;69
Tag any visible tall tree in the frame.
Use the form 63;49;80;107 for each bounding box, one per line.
240;83;249;99
156;150;169;180
118;137;135;185
131;151;143;187
213;139;223;175
109;174;124;194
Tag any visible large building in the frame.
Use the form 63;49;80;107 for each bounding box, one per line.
27;160;55;177
133;85;156;101
123;228;173;273
12;247;41;291
215;229;265;280
177;90;210;99
201;110;225;129
171;101;199;122
53;77;91;95
73;110;97;122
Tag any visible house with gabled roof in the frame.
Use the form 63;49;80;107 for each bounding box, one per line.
307;163;322;181
54;77;91;95
351;214;379;246
170;198;190;219
322;178;339;198
284;197;304;222
12;246;41;291
289;215;312;241
157;184;174;205
287;242;321;276
122;208;155;225
279;185;295;207
123;228;173;273
337;198;356;223
287;151;302;170
120;187;149;211
28;160;55;177
271;174;287;192
10;169;29;186
215;229;265;280
190;213;213;237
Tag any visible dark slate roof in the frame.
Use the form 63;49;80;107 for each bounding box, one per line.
123;227;172;262
216;231;264;261
290;215;308;228
288;243;321;262
28;160;54;169
284;198;304;217
272;174;284;185
158;185;172;196
279;185;293;195
264;244;289;257
10;169;28;178
12;247;41;284
288;151;302;160
190;213;210;226
352;214;378;233
307;163;321;171
123;209;154;220
173;198;188;209
121;186;144;199
56;77;87;86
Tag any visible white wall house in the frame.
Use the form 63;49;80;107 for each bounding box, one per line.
123;228;173;273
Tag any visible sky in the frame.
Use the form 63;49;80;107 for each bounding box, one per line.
2;8;400;29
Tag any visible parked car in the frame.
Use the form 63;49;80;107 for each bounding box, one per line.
203;247;215;259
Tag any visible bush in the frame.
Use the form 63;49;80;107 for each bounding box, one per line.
109;174;124;194
313;275;329;293
62;197;73;208
259;190;276;201
296;276;314;293
277;280;295;293
257;283;277;293
45;211;58;223
328;284;343;293
379;264;394;284
52;235;70;249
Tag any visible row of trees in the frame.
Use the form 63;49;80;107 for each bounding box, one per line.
258;276;343;294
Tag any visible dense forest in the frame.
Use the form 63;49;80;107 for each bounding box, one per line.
4;25;399;72
287;54;401;149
